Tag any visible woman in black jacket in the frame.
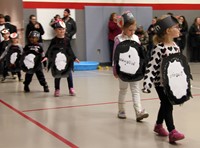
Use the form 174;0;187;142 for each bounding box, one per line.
188;17;200;62
25;15;45;45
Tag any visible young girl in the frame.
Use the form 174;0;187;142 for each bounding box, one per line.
142;15;185;143
113;11;148;122
22;30;49;92
0;32;23;81
0;28;11;81
44;20;79;97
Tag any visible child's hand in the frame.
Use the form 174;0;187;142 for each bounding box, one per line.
114;73;119;78
75;58;80;63
142;88;151;93
41;57;48;63
44;67;48;71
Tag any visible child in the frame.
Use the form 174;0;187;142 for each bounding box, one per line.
142;15;185;143
22;30;49;92
0;32;23;81
113;11;149;122
0;28;11;81
44;20;79;97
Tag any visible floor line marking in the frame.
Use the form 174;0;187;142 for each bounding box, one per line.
22;97;158;113
0;99;79;148
21;93;200;113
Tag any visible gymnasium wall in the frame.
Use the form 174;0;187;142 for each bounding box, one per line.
23;0;200;62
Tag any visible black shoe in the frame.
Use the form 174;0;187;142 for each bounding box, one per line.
24;85;30;92
43;85;49;92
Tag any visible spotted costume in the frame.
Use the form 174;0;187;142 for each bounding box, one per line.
143;42;180;92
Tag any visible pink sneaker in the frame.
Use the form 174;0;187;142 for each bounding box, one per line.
154;124;169;136
69;88;76;96
169;129;185;143
54;89;60;97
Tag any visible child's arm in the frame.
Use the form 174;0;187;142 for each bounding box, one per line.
112;37;120;78
0;45;10;61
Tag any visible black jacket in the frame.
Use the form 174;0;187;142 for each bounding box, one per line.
5;23;17;34
25;22;45;43
46;36;76;70
62;17;77;39
188;24;200;48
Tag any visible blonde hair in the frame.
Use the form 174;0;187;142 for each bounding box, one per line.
153;15;170;44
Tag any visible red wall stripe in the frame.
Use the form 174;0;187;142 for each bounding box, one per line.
23;2;200;10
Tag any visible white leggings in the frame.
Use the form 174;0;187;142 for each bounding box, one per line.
118;79;142;112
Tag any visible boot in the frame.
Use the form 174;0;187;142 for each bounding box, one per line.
169;129;185;143
118;102;126;119
54;89;60;97
154;124;169;136
135;109;149;122
43;84;49;92
24;85;30;92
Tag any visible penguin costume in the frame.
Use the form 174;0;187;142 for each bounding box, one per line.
46;21;76;78
21;30;49;92
5;33;23;73
143;15;192;105
0;28;11;77
45;20;79;97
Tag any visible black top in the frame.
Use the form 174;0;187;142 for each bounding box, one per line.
0;40;11;55
46;36;76;60
25;22;45;43
62;17;77;39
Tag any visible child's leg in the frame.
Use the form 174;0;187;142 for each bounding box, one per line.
17;71;22;81
54;78;61;90
130;81;148;121
67;71;73;89
155;87;175;131
35;69;49;92
129;81;142;111
23;73;34;92
118;79;128;112
2;61;8;79
155;87;185;142
67;71;76;95
54;78;61;97
35;69;48;86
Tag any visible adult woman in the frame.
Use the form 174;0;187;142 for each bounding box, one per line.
188;17;200;62
108;12;121;63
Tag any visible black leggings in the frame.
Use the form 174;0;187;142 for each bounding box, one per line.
155;87;175;132
24;69;47;86
54;71;73;90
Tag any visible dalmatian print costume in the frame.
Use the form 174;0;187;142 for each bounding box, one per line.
143;42;180;92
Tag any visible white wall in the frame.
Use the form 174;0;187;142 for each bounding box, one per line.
36;9;75;40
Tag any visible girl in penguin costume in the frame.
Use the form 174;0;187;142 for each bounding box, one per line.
21;30;49;93
112;11;149;122
43;20;79;97
0;28;12;81
0;32;23;81
142;15;192;143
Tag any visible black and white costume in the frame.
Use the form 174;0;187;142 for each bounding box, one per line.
143;43;180;90
46;37;76;77
113;39;147;82
22;42;49;92
2;44;23;71
46;36;76;91
143;42;192;103
0;43;22;79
